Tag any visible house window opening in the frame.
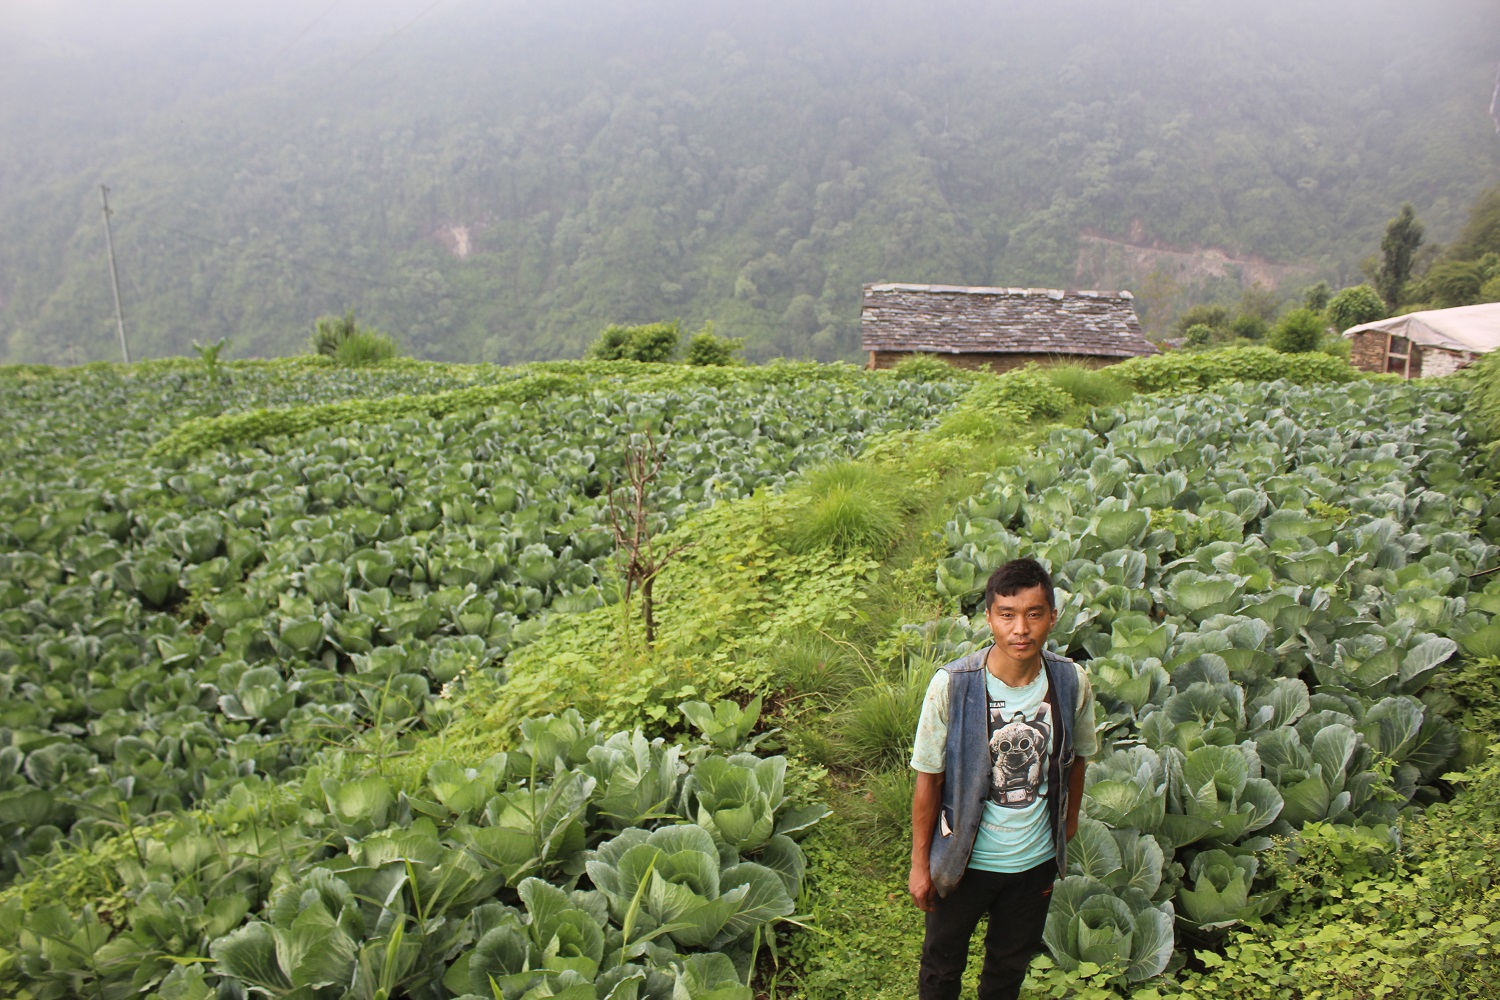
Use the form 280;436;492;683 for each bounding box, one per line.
1386;334;1411;377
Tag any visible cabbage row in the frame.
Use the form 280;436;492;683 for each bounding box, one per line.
0;370;965;879
4;708;828;1000
0;360;512;485
917;378;1494;981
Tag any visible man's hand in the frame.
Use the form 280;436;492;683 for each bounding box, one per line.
1064;758;1087;841
909;861;938;912
910;770;945;912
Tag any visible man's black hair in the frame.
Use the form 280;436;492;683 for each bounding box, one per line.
983;557;1055;611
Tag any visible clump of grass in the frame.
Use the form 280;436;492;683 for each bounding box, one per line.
783;460;915;557
766;633;865;702
1042;362;1134;408
835;660;931;772
845;767;918;851
334;329;399;365
310;309;399;365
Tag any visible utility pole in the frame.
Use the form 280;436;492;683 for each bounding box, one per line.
99;185;130;364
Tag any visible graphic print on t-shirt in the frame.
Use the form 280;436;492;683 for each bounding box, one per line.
986;695;1052;808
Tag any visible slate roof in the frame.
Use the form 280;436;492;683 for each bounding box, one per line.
860;283;1159;358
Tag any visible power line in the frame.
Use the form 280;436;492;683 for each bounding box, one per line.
263;0;348;66
346;0;446;74
98;185;131;363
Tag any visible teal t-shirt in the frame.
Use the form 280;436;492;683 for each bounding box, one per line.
911;655;1097;873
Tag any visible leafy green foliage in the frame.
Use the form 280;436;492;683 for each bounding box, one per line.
1302;281;1332;313
918;376;1487;981
891;355;976;383
1228;314;1267;342
5;6;1500;367
1267;308;1324;354
0;362;962;882
1107;346;1355;393
5;344;1499;999
306;311;400;366
1172;305;1232;340
1042;875;1175;982
678;697;764;753
1460;348;1500;469
1159;749;1500;998
1325;283;1386;332
683;326;744;367
1376;203;1424;309
0;710;828;999
1175;850;1281;935
588;323;681;363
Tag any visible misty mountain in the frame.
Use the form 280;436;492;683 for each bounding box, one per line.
3;0;1498;364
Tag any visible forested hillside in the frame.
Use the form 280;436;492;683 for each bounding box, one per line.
3;0;1498;364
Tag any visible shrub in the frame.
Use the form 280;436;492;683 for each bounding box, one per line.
1316;335;1352;361
967;363;1073;420
332;329;398;365
587;322;681;362
1303;280;1332;312
1462;348;1500;447
308;310;395;364
892;354;965;382
1173;304;1232;338
587;325;634;360
684;325;744;366
1326;284;1386;332
1483;273;1500;304
1229;313;1268;341
1268;308;1325;353
1420;258;1487;308
1110;345;1355;393
1183;324;1213;347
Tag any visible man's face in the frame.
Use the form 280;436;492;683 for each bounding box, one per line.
984;584;1057;665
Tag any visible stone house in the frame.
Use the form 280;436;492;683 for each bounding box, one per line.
860;283;1159;371
1343;303;1500;378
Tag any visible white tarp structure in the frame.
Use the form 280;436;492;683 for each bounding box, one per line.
1343;302;1500;377
1344;302;1500;353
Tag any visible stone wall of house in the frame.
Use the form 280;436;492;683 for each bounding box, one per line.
1348;331;1387;374
867;350;1118;371
1415;346;1477;378
1347;331;1480;378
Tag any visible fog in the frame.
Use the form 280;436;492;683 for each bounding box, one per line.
2;0;1498;363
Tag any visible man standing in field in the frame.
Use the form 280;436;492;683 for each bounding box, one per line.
908;557;1097;1000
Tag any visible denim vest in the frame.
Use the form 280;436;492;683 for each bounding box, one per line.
928;647;1078;897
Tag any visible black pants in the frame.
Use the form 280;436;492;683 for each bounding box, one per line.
918;862;1056;1000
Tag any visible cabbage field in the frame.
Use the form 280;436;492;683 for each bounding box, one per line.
916;378;1491;984
1;353;1497;999
0;358;967;999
